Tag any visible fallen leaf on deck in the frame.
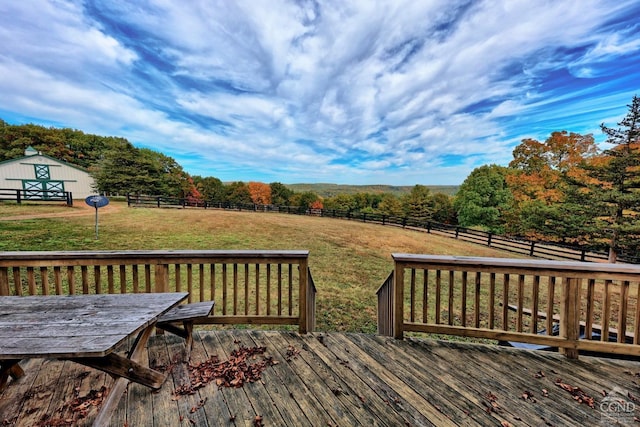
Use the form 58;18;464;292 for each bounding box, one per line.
554;379;594;408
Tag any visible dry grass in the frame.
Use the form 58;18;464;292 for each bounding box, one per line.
0;202;526;332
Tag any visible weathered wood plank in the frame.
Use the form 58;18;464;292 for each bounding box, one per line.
301;332;424;426
214;329;289;426
2;331;640;427
261;330;363;426
187;332;235;427
233;329;317;426
200;331;258;427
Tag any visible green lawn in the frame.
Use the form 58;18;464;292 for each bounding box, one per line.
0;201;521;332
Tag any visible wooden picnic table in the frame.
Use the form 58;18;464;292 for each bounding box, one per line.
0;292;188;426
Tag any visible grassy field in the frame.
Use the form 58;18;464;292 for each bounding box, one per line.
1;201;520;333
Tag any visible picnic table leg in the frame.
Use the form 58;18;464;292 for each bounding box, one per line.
91;325;159;427
0;360;23;391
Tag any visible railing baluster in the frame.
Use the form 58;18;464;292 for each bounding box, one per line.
81;266;89;294
474;272;481;328
107;266;114;294
132;265;139;293
602;280;612;342
94;266;101;294
531;276;540;334
488;273;495;329
222;264;228;315
502;274;509;331
244;264;249;315
67;266;75;295
278;264;282;316
435;270;441;324
422;269;429;323
187;264;193;304
448;270;454;326
13;267;22;296
175;264;182;292
40;267;49;296
0;267;8;296
210;263;216;307
27;267;36;295
119;265;126;294
233;264;238;315
619;281;629;343
255;264;260;316
199;264;205;303
144;265;151;293
516;275;524;333
461;271;467;327
410;269;416;323
585;279;595;339
546;277;555;336
266;264;271;316
288;264;293;317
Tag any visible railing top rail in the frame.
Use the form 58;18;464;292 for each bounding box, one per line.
0;249;310;262
391;253;640;276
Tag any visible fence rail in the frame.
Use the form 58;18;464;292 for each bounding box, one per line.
377;254;640;359
0;188;73;206
0;250;315;333
126;194;635;264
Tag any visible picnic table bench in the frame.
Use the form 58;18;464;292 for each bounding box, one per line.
157;300;215;358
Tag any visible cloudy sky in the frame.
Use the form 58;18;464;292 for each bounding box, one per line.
1;1;639;185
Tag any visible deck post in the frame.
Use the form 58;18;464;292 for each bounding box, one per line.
298;258;309;334
154;264;169;294
559;277;580;359
393;261;405;339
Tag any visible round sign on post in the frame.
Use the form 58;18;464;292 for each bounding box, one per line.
85;195;109;239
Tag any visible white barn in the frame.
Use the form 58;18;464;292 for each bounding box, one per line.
0;147;96;200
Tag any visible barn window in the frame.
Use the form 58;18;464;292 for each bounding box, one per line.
34;164;50;180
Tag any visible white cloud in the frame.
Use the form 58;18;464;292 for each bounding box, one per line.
0;0;638;185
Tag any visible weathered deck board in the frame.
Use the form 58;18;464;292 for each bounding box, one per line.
1;331;639;426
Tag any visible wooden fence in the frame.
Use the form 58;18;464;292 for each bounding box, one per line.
0;188;73;206
0;250;316;333
378;254;640;359
126;194;636;264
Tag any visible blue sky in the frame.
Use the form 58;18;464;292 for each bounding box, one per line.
1;1;639;185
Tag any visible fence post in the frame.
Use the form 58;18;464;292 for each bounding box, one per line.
16;190;21;204
559;278;580;359
581;249;586;262
529;241;535;257
427;222;431;233
157;197;161;208
455;227;459;238
488;233;492;246
362;213;367;223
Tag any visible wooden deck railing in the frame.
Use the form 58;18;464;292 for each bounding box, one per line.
0;250;315;333
377;254;640;359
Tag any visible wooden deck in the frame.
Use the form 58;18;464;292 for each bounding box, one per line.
1;331;639;426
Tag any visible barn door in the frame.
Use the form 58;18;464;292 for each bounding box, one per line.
44;181;65;199
22;180;44;199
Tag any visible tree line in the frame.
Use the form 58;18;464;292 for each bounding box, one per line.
1;95;638;261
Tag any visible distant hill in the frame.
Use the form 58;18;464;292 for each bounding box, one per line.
284;183;458;198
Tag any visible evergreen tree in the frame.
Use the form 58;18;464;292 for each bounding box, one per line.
580;95;640;261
